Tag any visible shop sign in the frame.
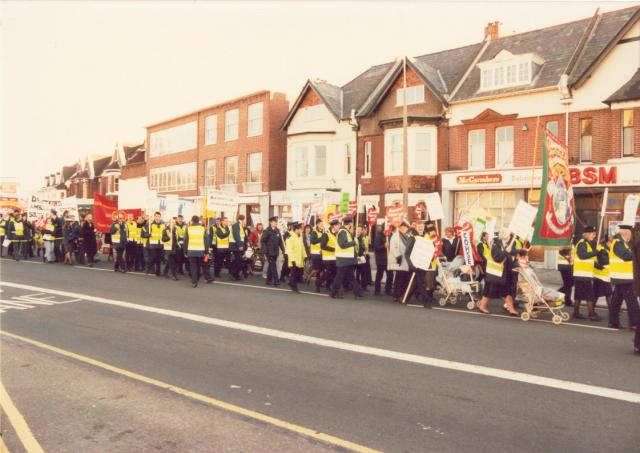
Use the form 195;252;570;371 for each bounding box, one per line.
569;166;617;186
456;174;502;185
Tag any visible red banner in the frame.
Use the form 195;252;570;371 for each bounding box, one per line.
93;194;117;233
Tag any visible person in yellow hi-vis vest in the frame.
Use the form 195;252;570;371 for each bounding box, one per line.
593;237;613;313
7;212;26;261
285;222;306;293
478;228;518;316
309;219;325;291
134;215;146;271
42;211;58;263
320;219;340;292
608;225;638;330
0;213;7;258
214;217;231;278
229;215;248;281
125;213;138;271
110;212;128;272
572;226;600;321
175;214;187;275
183;215;212;288
161;218;179;281
143;212;165;276
330;217;363;299
556;244;574;307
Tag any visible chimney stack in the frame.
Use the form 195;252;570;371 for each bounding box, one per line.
484;21;501;41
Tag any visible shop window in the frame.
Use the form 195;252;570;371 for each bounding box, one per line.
623;110;633;156
455;190;516;228
580;118;592;162
468;129;485;170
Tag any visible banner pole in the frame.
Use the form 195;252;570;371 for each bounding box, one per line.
530;117;541;196
402;272;415;304
597;187;609;244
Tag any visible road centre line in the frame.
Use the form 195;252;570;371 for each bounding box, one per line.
0;331;381;453
1;281;638;405
0;379;45;453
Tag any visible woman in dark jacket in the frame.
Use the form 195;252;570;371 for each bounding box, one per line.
477;228;518;315
82;214;98;266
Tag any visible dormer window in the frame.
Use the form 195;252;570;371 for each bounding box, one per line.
478;50;542;92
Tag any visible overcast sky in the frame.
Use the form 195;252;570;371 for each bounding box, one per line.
1;0;636;193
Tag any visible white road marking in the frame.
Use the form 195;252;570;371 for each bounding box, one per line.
0;258;42;265
1;280;638;404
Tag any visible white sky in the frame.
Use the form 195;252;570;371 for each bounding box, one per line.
1;0;637;193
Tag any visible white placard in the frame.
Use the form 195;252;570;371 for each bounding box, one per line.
460;229;474;266
409;236;436;270
60;197;79;220
622;194;639;227
206;190;239;217
424;192;444;220
250;212;264;226
292;201;303;222
508;200;538;239
27;195;62;226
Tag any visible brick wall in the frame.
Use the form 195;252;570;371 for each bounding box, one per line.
121;162;146;179
267;92;290;191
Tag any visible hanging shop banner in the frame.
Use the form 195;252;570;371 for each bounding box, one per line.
206;190;239;218
531;128;575;246
509;200;538;240
424;192;444;220
409;236;436;271
622;194;639;227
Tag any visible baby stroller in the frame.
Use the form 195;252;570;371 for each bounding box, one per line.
514;266;570;325
435;257;480;310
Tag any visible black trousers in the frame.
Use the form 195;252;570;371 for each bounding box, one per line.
230;250;244;279
289;266;303;290
322;261;337;290
356;261;370;290
125;242;136;270
280;255;290;281
214;249;229;276
163;253;177;278
559;270;574;305
266;255;279;285
610;283;640;327
175;251;185;274
408;270;432;304
12;241;24;261
54;240;63;262
147;248;164;275
114;247;126;271
393;270;410;300
189;256;212;284
0;235;4;256
331;265;360;297
374;263;394;295
134;244;145;271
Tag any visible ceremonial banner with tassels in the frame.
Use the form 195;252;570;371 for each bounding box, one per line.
531;128;575;246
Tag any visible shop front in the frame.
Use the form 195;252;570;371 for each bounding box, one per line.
441;159;640;267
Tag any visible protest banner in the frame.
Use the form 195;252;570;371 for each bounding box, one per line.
385;204;404;228
509;200;538;240
460;228;475;266
622;194;639;227
472;216;487;242
177;198;194;219
60;197;79;220
303;206;313;226
348;200;357;218
292;201;303;222
340;192;350;214
28;195;62;227
250;212;264;227
367;206;377;227
206;190;239;218
93;193;117;233
531;127;575;246
424;193;444;220
409;236;436;270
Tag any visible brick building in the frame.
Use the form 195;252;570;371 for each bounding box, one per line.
143;91;289;221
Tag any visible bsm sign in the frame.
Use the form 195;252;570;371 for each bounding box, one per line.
569;166;617;186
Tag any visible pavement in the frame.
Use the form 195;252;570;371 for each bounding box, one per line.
0;255;638;453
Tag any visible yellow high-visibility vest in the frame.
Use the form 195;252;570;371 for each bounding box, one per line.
609;238;633;282
13;221;25;239
485;245;504;278
310;228;322;255
229;224;246;244
112;222;126;244
209;225;217;246
176;224;185;244
217;226;230;249
148;223;164;245
478;242;490;259
42;220;55;241
163;227;174;251
322;231;336;261
335;228;355;259
556;250;571;269
593;245;610;282
127;221;139;243
573;239;595;279
0;219;5;236
187;225;205;251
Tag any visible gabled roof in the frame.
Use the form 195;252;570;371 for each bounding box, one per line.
342;61;396;118
280;79;344;131
62;165;76;181
605;68;640;104
451;5;640;101
93;156;111;177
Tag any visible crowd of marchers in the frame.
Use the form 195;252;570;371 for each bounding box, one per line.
1;208;639;355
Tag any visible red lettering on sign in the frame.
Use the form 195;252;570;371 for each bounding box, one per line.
569;168;581;185
599;166;617;185
582;167;597;185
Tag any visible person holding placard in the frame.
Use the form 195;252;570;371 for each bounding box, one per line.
477;228;518;316
608;225;639;331
389;221;411;303
405;221;434;308
214;217;231;278
330;217;362;299
285;222;306;293
373;223;393;297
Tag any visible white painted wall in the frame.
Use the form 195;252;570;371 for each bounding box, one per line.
286;105;356;195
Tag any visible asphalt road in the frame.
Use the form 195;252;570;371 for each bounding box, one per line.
0;257;638;453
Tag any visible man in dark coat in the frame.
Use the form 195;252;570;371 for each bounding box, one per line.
261;216;284;286
330;217;362;299
81;213;97;266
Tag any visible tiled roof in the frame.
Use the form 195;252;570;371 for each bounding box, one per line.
312;81;343;119
93;156;111;177
342;62;396;119
605;68;640;104
413;43;485;95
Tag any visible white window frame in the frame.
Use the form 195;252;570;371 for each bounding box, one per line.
468;129;486;170
622;109;634;157
149;122;197;157
224;156;239;184
205;115;217;145
225;109;239;142
204;159;216;187
580;118;592;163
291;142;329;179
477;52;540;92
148;163;197;192
495;126;514;169
384;126;437;176
247;102;263;137
344;144;352;176
314;145;327;177
363;141;372;178
247;152;262;182
396;85;425;106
